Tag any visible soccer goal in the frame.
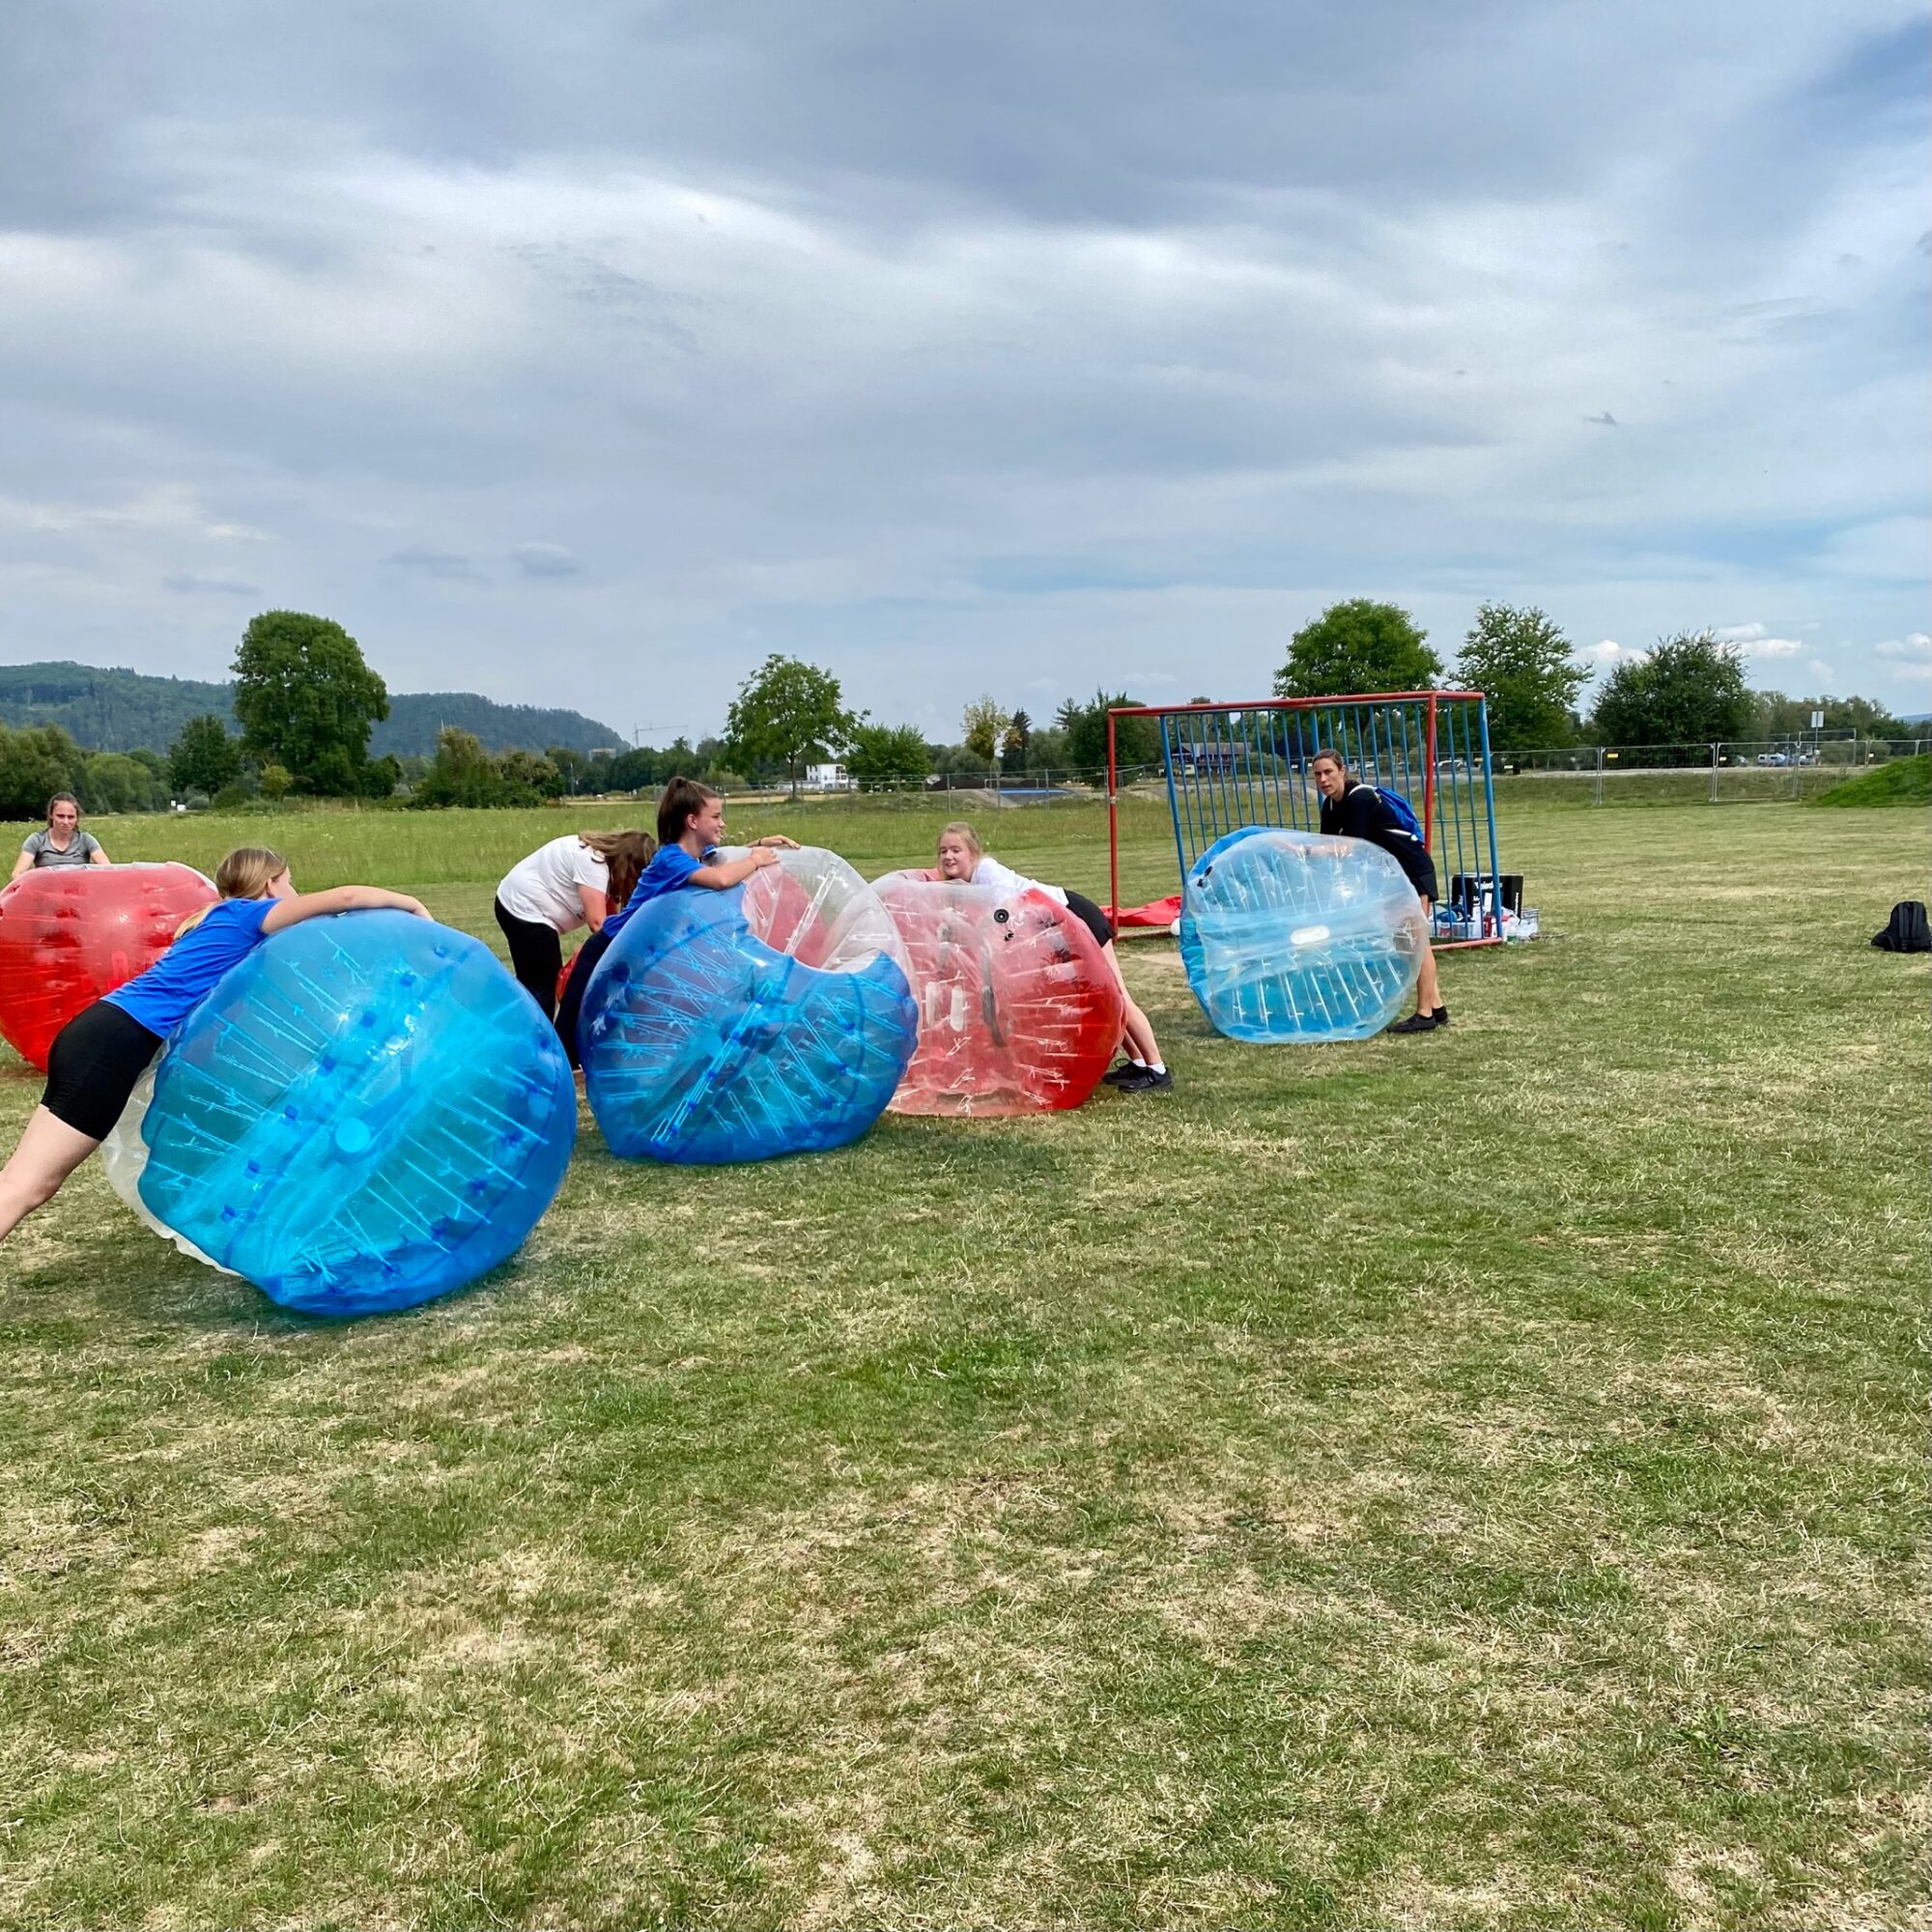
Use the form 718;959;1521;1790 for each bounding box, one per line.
1106;691;1510;949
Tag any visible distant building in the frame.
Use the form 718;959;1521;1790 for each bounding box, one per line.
806;762;852;790
1170;739;1249;775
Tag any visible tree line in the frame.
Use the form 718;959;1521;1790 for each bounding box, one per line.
0;601;1913;820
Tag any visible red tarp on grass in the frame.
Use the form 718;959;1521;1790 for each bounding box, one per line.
1106;895;1181;931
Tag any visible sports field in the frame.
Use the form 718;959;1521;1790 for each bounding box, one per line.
1;798;1925;1929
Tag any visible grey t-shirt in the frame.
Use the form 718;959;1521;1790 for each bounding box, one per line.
21;829;100;867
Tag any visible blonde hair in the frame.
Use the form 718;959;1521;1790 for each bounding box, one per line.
176;845;289;938
579;830;655;908
939;820;982;861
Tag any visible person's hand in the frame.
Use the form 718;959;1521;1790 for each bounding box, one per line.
753;846;780;868
760;835;802;850
398;895;432;920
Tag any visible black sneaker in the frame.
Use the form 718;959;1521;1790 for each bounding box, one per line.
1431;1007;1449;1029
1101;1061;1146;1086
1118;1065;1174;1093
1386;1010;1441;1035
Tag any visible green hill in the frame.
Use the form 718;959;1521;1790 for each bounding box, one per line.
0;661;626;758
1811;754;1931;809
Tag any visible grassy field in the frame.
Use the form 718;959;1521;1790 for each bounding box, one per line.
0;796;1925;1929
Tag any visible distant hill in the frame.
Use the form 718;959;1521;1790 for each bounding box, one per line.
0;661;626;757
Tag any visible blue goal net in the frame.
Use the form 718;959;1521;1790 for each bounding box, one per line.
1108;692;1507;946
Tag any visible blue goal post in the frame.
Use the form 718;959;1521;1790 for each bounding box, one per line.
1105;691;1507;949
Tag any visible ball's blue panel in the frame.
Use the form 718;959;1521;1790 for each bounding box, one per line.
135;911;576;1316
1179;826;1426;1043
581;884;917;1164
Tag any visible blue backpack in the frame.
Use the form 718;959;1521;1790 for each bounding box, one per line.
1365;785;1424;843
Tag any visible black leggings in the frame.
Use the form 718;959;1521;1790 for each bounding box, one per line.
553;927;612;1069
495;898;564;1021
43;1001;162;1140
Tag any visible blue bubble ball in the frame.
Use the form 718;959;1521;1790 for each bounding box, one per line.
134;910;577;1316
1179;826;1428;1043
581;884;918;1165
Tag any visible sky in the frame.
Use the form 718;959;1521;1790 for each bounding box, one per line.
1;1;1927;744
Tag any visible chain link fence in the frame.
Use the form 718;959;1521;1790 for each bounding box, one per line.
1495;734;1928;805
598;736;1925;810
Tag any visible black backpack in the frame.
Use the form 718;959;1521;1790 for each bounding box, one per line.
1871;901;1931;952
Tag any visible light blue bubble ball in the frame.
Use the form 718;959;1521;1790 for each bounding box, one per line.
581;884;917;1164
1179;826;1427;1043
135;911;577;1316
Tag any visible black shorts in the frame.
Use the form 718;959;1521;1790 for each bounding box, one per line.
1404;852;1440;905
496;896;566;1020
43;1001;162;1141
1060;890;1116;950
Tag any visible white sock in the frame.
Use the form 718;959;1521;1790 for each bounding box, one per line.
1125;1055;1148;1067
1146;1060;1166;1075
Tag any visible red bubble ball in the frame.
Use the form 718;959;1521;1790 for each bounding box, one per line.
875;876;1124;1116
0;865;218;1070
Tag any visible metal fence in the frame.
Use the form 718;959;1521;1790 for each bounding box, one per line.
1494;735;1929;806
585;734;1925;810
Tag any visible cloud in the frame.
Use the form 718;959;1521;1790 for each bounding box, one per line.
1741;635;1804;657
1714;622;1768;640
381;548;483;582
0;3;1923;736
512;542;583;578
1875;632;1932;663
163;573;259;596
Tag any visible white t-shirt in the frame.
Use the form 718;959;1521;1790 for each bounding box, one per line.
972;855;1067;905
497;836;611;933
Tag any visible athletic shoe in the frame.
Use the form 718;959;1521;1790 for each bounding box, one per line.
1386;1010;1441;1035
1431;1007;1449;1028
1117;1065;1174;1093
1101;1061;1146;1085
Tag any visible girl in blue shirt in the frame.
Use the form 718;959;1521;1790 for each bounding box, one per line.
554;777;799;1065
0;844;429;1245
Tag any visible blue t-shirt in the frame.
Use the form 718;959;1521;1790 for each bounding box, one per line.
601;843;707;939
105;898;275;1037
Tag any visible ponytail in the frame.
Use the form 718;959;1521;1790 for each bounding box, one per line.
175;845;289;938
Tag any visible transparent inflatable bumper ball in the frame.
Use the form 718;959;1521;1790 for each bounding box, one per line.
874;875;1124;1116
0;864;217;1071
1179;826;1427;1043
581;847;918;1164
108;911;577;1316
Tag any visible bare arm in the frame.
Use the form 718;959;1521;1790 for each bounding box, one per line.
579;885;611;932
691;848;782;890
262;885;432;935
9;851;33;882
88;843;111;867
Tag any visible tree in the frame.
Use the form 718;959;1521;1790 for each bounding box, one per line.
961;696;1011;765
1003;709;1033;771
259;763;294;802
82;752;163;814
845;724;931;790
232;610;390;796
0;724;83;819
412;727;509;809
1276;599;1441;698
1456;603;1590;752
1591;632;1753;746
1063;692;1160;778
496;750;563;804
169;713;244;797
723;655;857;792
1749;690;1911;741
